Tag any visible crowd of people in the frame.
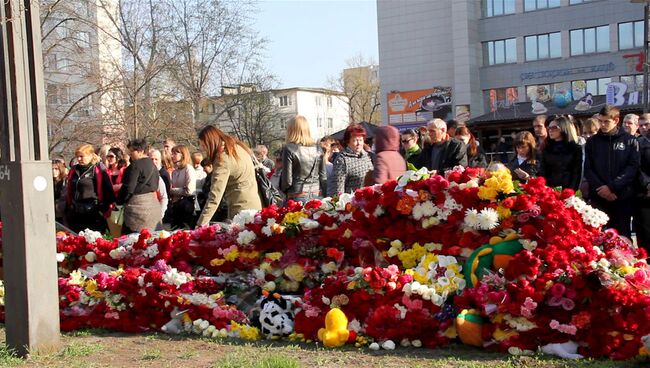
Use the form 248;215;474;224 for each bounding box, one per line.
49;107;649;253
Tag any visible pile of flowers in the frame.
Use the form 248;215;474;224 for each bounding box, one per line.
0;166;649;360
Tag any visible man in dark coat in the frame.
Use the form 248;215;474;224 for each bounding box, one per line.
584;105;639;238
416;118;467;173
635;116;650;252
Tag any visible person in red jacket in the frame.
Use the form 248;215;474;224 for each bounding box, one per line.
65;144;115;233
373;125;406;184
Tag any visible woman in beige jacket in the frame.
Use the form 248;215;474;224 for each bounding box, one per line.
196;125;262;226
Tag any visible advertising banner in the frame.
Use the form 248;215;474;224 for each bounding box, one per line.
387;87;452;125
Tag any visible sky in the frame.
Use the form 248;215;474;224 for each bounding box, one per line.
253;0;379;89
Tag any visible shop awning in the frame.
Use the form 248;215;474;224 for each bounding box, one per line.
468;95;643;127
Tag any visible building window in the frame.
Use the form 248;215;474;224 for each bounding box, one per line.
327;118;333;128
47;84;58;104
569;0;592;4
570;26;610;55
280;118;287;129
315;96;322;106
571;77;612;97
317;117;322;127
76;31;90;48
525;32;561;61
618;21;644;50
484;87;519;112
483;38;517;66
620;74;643;92
483;0;515;18
279;95;289;107
209;103;216;113
327;96;333;108
524;0;560;12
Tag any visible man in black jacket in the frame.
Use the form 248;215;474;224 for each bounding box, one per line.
584;105;639;238
417;118;467;173
635;118;650;252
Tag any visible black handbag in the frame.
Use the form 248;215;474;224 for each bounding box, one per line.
73;200;99;215
252;157;283;207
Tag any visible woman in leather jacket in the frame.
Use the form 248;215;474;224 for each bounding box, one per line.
280;115;326;203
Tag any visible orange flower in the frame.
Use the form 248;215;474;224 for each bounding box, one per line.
396;196;416;215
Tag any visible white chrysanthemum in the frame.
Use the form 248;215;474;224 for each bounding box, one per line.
299;217;320;230
84;251;97;262
564;196;609;228
236;230;257;245
79;229;103;244
412;201;436;220
143;244;159;258
464;209;480;229
335;193;354;211
520;239;538;251
162;268;192;287
261;218;276;237
477;208;500;230
232;209;258;227
109;247;128;260
56;253;66;262
348;319;361;332
571;246;586;254
373;206;385;217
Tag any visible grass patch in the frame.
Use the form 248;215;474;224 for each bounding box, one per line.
141;348;162;360
58;341;104;358
178;349;198;360
0;345;23;366
214;351;301;368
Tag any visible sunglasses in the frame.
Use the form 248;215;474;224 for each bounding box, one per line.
548;125;560;131
106;154;116;158
401;138;412;143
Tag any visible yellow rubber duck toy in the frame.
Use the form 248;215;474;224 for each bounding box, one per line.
318;308;350;348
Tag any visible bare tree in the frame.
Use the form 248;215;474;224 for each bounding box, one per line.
329;54;381;125
40;0;118;154
164;0;266;126
221;74;286;149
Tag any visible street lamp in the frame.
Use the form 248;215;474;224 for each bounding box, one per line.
631;0;650;112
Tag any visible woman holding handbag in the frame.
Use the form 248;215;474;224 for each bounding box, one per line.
195;125;261;226
281;115;326;203
65;144;115;233
117;139;161;234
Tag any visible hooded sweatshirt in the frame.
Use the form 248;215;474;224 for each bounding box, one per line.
373;126;406;184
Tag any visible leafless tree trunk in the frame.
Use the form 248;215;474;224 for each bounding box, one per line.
328;54;381;125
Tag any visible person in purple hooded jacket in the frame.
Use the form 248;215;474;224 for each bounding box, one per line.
373;125;406;184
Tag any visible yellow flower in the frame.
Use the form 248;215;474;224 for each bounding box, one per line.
240;250;259;260
69;270;86;285
282;211;308;225
231;322;260;341
496;206;512;220
284;264;305;282
478;186;498;200
210;258;226;266
260;262;272;273
224;249;239;262
266;252;282;261
343;229;352;238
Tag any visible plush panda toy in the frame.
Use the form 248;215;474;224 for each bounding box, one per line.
258;292;300;338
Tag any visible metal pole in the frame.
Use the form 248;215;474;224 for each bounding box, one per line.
0;0;61;356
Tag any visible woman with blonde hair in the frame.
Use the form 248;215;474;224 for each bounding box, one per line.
168;144;197;228
52;159;68;222
195;125;261;225
507;131;539;183
281;115;326;203
64;144;115;232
